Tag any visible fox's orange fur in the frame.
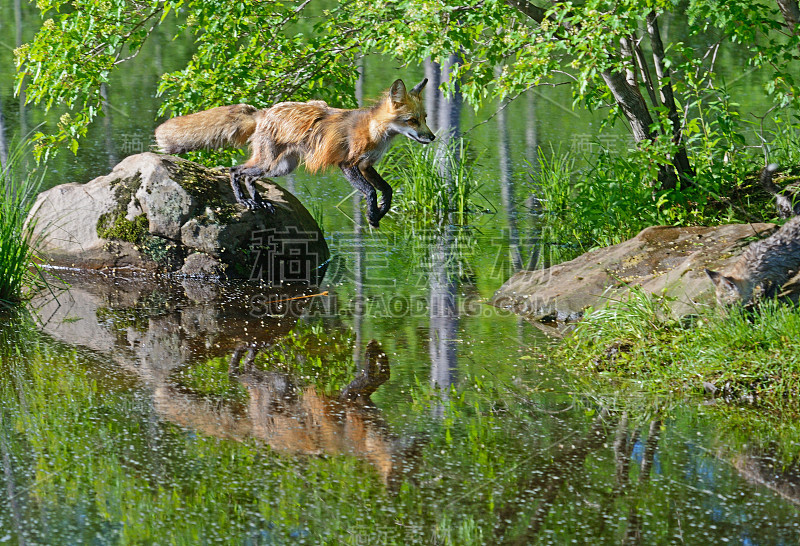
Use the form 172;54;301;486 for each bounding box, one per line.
155;79;434;227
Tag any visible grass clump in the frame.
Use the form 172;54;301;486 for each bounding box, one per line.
558;288;800;402
0;143;46;306
529;148;678;265
383;137;487;224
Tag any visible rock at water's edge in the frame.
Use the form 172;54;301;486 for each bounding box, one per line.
490;223;799;325
27;153;328;282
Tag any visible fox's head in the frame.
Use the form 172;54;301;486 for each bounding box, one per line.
387;79;435;144
705;268;752;307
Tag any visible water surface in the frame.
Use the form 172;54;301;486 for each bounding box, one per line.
2;227;800;543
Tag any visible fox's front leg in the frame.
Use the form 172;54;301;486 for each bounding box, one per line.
340;164;381;228
361;166;392;220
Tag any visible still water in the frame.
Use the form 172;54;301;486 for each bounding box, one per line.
2;228;800;543
2;3;800;544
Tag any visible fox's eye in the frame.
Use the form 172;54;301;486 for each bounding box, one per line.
407;118;419;126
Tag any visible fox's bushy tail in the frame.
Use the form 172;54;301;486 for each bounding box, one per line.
155;104;258;154
757;163;798;218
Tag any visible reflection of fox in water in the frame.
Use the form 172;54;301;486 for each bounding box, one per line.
155;341;423;486
706;212;800;306
155;79;435;228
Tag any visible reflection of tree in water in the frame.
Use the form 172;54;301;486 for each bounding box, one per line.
492;410;665;545
495;409;614;544
429;224;458;401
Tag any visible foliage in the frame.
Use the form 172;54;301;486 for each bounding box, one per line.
0;142;46;306
340;0;798;174
529;113;800;264
559;287;800;402
15;0;359;161
15;0;800;172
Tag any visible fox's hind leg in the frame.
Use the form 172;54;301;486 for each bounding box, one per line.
230;153;299;211
230;164;269;210
243;176;275;213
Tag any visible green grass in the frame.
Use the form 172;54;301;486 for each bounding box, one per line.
0;142;46;306
557;287;800;402
383;137;486;224
528;117;800;268
529;147;678;265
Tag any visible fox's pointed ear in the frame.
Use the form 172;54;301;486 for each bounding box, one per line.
705;268;738;291
410;78;428;96
390;79;407;104
705;268;724;285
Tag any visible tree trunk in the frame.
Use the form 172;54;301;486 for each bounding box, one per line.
15;0;27;137
424;58;441;133
438;54;462;146
0;96;8;171
100;83;117;169
437;53;463;199
776;0;800;33
496;67;523;271
510;0;689;191
646;12;695;188
601;69;679;190
600;70;654;142
354;56;365;107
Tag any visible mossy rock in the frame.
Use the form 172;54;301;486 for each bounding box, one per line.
27;152;328;283
490;222;800;330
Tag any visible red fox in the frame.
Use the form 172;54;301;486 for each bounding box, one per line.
155;79;435;227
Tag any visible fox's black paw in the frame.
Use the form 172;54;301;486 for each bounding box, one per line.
240;198;276;213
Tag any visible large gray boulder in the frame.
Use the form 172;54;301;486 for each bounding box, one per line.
27;153;328;282
491;223;800;324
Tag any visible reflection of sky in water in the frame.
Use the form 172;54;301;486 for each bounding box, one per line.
631;438;662;475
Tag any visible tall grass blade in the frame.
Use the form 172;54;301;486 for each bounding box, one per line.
383;137;485;224
0;141;46;307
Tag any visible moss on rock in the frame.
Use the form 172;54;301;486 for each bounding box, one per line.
96;174;145;243
97;212;149;243
165;161;237;222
